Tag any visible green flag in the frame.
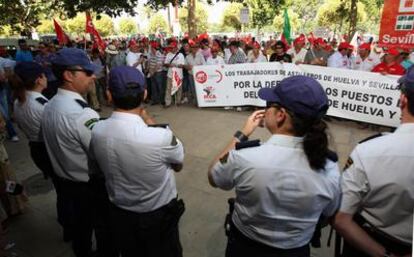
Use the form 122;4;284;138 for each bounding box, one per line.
282;9;292;45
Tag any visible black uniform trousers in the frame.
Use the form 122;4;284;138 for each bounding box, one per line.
225;221;310;257
88;176;119;257
58;178;93;257
28;142;66;229
110;198;184;257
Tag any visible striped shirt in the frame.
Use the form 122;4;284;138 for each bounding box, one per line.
148;50;165;75
228;49;246;64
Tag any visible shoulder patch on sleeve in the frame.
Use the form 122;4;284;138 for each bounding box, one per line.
235;139;261;150
35;97;48;105
170;135;178;146
84;118;99;130
220;152;229;164
358;133;383;144
75;99;90;109
343;157;354;172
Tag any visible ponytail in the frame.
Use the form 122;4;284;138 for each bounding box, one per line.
290;115;328;171
9;73;39;104
9;74;27;104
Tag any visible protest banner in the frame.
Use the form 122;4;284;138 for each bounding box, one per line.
379;0;414;48
171;67;183;95
193;63;402;127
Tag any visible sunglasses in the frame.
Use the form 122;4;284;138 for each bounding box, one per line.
67;68;94;77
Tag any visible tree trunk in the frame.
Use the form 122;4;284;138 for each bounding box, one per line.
188;0;197;38
348;0;358;41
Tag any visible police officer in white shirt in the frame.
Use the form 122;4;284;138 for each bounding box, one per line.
334;67;414;257
208;76;341;257
351;43;380;72
328;42;352;69
89;66;184;257
41;48;103;257
12;62;66;233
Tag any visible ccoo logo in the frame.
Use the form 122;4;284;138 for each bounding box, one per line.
195;71;208;84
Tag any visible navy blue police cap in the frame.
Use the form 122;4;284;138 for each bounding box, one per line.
52;48;99;73
108;66;146;98
14;62;45;83
258;75;329;118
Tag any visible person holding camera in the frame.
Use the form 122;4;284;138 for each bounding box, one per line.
208;75;341;257
89;66;185;257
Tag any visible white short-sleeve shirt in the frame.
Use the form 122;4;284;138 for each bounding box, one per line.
164;52;185;78
42;88;100;182
340;123;414;244
89;112;184;213
328;51;351;69
351;53;381;71
14;91;48;142
211;135;341;249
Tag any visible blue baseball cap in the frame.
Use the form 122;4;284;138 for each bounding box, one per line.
108;66;146;98
398;65;414;91
258;75;329;118
51;48;99;73
14;62;45;82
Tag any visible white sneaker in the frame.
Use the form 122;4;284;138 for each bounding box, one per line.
236;107;242;112
11;136;19;142
181;97;189;104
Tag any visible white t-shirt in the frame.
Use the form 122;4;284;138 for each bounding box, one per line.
351;53;381;71
287;48;307;64
126;51;143;72
206;56;225;65
164;52;185;78
327;51;351;69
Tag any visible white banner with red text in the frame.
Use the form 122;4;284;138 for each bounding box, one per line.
193;63;402;127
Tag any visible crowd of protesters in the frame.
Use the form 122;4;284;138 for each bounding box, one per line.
1;34;412;117
0;32;412;257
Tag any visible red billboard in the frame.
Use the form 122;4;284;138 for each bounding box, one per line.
379;0;414;48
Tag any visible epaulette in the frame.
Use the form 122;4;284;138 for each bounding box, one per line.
327;150;338;162
235;139;261;150
358;133;383;144
148;123;169;129
35;97;48;105
75;99;90;109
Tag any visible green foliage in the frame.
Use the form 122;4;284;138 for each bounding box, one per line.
272;9;300;34
247;0;283;30
118;18;139;35
64;13;85;35
148;13;168;34
37;19;55;34
178;3;209;34
0;0;54;36
220;2;244;31
94;14;114;37
316;0;367;32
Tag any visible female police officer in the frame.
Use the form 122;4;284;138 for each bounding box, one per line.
208;75;341;257
11;62;65;236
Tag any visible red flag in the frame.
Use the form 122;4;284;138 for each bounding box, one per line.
85;12;106;52
53;19;69;45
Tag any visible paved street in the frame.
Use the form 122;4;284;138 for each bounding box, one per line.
4;105;391;257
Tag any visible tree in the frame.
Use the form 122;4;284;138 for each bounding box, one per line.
119;18;138;35
148;13;168;34
220;2;245;31
272;9;300;34
283;0;323;33
94;14;114;37
37;19;55;34
247;0;284;31
316;0;367;34
65;13;86;35
0;0;53;37
179;3;208;35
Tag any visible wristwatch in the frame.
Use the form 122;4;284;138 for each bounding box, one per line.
234;130;248;142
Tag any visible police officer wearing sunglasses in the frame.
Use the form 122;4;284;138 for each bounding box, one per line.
334;68;414;257
208;76;341;257
41;48;108;257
